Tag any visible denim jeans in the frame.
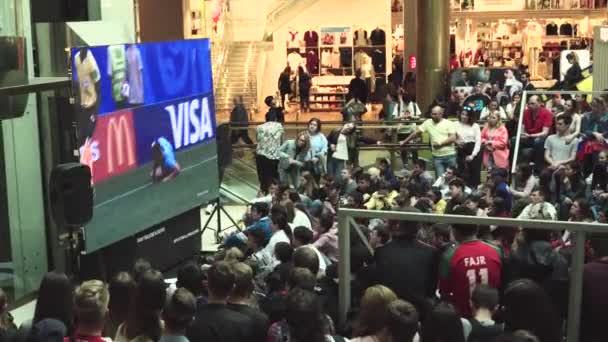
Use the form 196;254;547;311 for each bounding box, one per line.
327;157;346;183
433;154;457;178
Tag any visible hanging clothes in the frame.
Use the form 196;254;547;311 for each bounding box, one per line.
287;30;299;48
306;50;319;74
321;49;332;68
354;28;368;46
340;48;353;67
371;49;386;73
304;30;319;47
560;23;573;36
331;49;341;69
370;28;386;45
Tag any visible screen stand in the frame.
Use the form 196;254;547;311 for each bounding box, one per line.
201;198;241;244
58;228;85;282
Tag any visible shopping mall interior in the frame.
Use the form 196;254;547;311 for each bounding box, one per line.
1;0;608;341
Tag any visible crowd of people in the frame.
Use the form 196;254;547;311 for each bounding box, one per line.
3;72;608;342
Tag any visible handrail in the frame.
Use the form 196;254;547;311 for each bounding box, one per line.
336;209;608;342
232;143;430;150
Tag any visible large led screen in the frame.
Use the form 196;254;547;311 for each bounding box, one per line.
71;39;219;253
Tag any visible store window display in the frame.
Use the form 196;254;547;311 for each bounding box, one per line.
281;24;388;111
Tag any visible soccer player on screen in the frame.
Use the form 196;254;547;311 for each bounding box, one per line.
74;47;101;176
151;137;181;183
107;44;129;108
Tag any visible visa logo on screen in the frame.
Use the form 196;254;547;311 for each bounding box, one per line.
166;97;214;149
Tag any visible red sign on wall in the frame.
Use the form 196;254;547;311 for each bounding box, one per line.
409;55;417;70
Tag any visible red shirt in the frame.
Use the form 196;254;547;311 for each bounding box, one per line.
439;240;503;318
522;107;553;135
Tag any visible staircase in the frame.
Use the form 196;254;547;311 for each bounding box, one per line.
214;42;259;114
264;0;319;39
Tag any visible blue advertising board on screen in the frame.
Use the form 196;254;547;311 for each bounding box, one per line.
71;39;219;253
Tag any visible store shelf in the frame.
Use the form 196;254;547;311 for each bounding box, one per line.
451;8;607;19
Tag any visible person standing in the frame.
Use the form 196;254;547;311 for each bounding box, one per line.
160;288;197;342
227;263;270;342
374;208;439;320
230;96;253;144
438;206;502;318
298;66;311;112
186;262;255;342
562;51;583;91
64;280;111;342
455;108;482;189
480;111;510;170
401;106;457;177
306;118;327;182
348;68;368;104
327;123;356;182
256;111;284;193
278;67;292;109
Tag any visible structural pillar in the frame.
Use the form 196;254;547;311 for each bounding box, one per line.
416;0;450;111
403;0;418;74
593;25;608;91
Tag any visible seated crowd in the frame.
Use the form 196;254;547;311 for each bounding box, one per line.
2;79;608;342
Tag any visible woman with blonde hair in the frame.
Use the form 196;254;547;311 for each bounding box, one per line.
278;131;311;188
351;285;399;340
480;111;510;170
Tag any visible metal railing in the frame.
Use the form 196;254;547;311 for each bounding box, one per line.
337;209;608;342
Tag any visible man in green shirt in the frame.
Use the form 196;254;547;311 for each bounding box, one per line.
400;106;457;178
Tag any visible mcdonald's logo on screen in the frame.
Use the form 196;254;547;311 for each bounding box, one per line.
90;111;138;183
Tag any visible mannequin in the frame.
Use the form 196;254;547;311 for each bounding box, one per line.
360;55;376;98
354;50;369;71
522;22;543;78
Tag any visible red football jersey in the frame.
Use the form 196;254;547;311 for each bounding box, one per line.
439;239;503;318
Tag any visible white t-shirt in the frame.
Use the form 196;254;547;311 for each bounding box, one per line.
334;134;349;160
265;229;291;258
292;209;312;231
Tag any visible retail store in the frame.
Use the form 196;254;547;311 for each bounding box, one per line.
262;0;392;112
392;0;607;88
